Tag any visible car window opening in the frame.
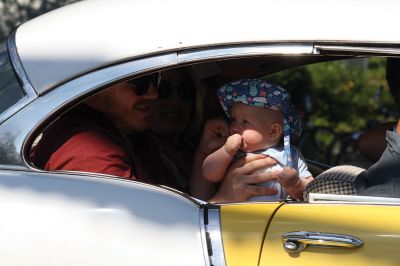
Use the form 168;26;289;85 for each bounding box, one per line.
28;56;400;202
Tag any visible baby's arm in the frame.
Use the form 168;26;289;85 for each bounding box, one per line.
202;134;242;182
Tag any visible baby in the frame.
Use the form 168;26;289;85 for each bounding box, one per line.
202;79;313;200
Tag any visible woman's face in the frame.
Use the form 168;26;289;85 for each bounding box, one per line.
148;70;195;139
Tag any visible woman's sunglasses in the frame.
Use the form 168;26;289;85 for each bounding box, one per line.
130;72;162;96
157;79;195;101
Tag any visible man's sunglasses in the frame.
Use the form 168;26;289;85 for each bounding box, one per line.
157;79;195;101
130;72;162;96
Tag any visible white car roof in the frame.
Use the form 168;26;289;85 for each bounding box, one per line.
15;0;400;93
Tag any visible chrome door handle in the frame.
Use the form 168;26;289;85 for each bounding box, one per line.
282;231;363;254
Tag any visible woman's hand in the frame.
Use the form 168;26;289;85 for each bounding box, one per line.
197;119;230;156
191;119;230;200
209;153;279;203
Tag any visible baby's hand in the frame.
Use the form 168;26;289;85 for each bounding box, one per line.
276;167;299;188
224;134;242;156
277;167;311;200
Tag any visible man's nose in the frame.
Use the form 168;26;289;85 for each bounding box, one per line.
142;83;159;99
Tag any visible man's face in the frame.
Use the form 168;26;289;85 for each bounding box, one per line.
96;81;158;132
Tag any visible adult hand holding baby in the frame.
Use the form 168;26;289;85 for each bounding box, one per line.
209;153;280;203
191;119;281;202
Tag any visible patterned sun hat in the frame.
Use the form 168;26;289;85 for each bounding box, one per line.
218;79;301;167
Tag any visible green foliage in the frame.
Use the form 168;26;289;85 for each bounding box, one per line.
0;0;80;41
266;57;397;164
266;57;396;133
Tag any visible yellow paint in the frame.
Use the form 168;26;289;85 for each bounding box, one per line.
260;204;400;266
220;202;282;266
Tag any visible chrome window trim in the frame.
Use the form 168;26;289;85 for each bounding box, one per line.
199;207;212;266
201;206;226;266
314;44;400;55
7;30;37;95
28;52;177;109
0;31;37;125
178;43;314;63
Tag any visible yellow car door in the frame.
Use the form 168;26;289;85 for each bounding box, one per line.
220;202;283;266
260;203;400;266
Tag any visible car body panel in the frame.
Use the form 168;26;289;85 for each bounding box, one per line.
220;203;282;266
0;170;206;266
15;0;400;93
260;203;400;266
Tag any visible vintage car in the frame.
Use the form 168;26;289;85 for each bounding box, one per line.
1;0;400;265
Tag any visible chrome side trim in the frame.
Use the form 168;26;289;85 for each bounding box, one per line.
53;170;204;208
158;184;204;207
202;206;226;266
309;193;400;205
199;208;211;266
282;231;363;254
314;45;400;55
178;43;314;63
0;31;37;125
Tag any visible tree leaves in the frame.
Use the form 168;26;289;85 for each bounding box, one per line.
0;0;79;41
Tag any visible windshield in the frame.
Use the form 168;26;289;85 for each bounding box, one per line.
0;42;24;114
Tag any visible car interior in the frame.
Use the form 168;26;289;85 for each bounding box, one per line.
28;53;400;202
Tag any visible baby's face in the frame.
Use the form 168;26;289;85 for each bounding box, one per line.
230;103;283;152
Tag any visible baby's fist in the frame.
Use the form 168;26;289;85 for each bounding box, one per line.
224;134;242;156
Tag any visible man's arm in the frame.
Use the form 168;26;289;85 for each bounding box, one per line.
356;121;396;163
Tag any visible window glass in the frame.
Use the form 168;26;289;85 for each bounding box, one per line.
0;42;24;114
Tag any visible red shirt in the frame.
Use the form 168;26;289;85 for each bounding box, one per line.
30;105;191;192
31;105;138;179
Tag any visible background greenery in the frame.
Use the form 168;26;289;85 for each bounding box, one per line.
0;0;79;41
266;57;397;164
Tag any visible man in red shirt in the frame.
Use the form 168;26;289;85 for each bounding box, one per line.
31;73;160;182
